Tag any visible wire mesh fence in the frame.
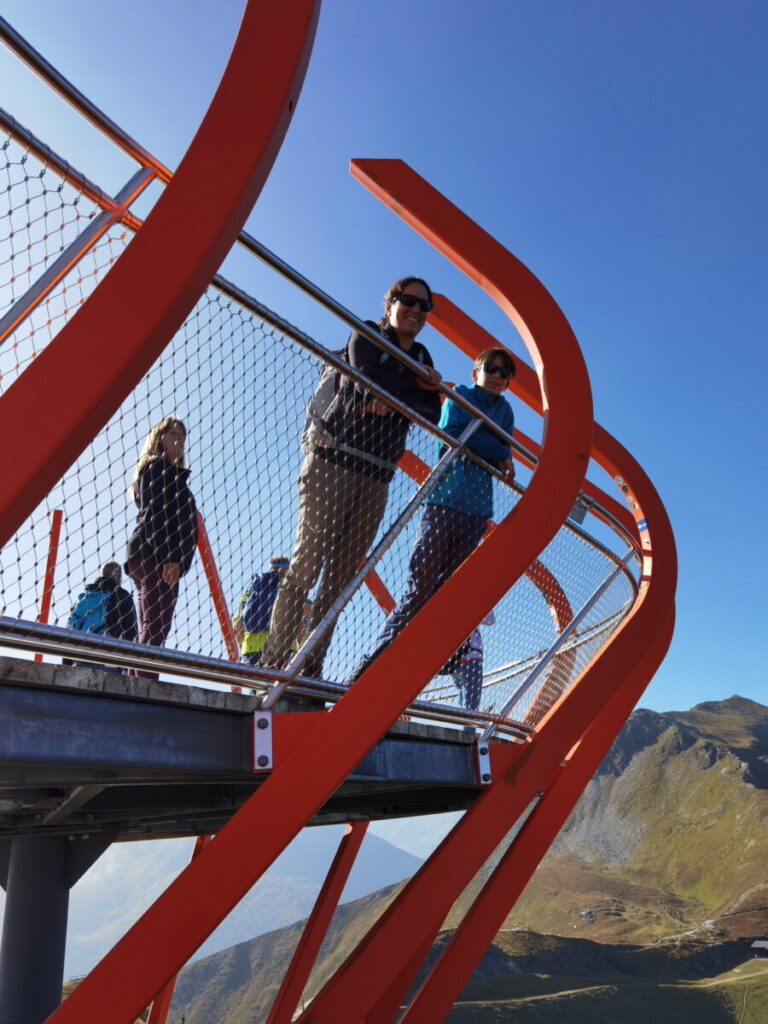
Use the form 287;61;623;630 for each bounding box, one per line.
0;109;641;731
0;126;133;389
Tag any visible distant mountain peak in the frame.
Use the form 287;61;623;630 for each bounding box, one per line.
691;695;768;716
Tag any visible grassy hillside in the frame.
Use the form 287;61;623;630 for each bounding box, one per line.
506;698;768;944
166;697;768;1023
448;958;768;1023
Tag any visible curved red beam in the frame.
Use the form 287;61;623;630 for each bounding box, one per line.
401;611;675;1023
291;164;674;1023
39;157;595;1024
430;293;639;542
41;3;321;1022
0;0;320;551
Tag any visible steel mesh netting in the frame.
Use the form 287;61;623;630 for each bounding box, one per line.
410;486;640;722
0;118;640;709
0;284;446;679
0;128;132;390
0;259;640;716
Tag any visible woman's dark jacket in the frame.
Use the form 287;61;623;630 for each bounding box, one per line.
315;322;441;482
125;458;198;574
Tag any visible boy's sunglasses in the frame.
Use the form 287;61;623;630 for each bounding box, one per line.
393;293;433;313
482;362;513;380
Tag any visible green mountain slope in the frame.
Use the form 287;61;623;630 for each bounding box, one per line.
167;696;768;1022
507;697;768;943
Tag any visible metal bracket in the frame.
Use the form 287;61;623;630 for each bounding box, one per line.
476;741;492;786
252;711;273;772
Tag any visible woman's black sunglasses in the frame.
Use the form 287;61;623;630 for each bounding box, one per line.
482;362;513;380
393;293;433;313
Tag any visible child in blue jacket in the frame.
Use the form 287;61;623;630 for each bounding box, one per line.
349;348;515;684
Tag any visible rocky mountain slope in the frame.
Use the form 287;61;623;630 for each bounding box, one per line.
57;824;422;979
167;696;768;1022
506;696;768;944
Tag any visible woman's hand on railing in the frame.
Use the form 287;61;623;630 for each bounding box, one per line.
498;455;515;484
362;396;393;416
416;365;442;390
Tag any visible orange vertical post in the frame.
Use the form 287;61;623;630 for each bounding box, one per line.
265;823;368;1024
145;835;213;1024
196;512;239;662
34;508;63;663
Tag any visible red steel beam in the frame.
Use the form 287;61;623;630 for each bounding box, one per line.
265;823;368;1024
0;0;320;551
400;610;675;1022
289;169;674;1023
42;2;321;1022
145;835;214;1024
44;160;593;1024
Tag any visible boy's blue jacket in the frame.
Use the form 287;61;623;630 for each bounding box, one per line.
425;384;514;519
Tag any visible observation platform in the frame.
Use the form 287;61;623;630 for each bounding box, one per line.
0;655;490;845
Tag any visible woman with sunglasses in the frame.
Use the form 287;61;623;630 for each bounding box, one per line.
349;347;516;687
262;276;441;678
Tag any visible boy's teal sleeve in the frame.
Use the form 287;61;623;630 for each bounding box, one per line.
441;394;513;466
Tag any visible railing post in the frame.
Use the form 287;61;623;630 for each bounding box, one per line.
196;512;239;663
33;508;63;663
480;549;637;743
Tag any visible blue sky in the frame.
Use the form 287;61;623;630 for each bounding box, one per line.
2;0;766;715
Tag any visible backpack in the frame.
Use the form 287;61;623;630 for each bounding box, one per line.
300;345;348;455
67;590;111;635
240;572;281;634
300;340;426;455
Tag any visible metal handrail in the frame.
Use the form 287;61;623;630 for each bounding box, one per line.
480;549;637;744
0;17;173;183
0;106;146;230
0;16;641;556
0;618;531;740
0;159;154;347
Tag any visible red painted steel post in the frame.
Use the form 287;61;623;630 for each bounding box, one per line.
196;512;239;662
145;836;213;1024
0;0;320;551
295;446;674;1024
265;823;368;1024
34;508;63;663
399;612;676;1023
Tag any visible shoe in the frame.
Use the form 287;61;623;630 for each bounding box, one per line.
278;693;325;712
346;658;372;685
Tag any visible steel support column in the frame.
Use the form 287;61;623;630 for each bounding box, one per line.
0;835;109;1024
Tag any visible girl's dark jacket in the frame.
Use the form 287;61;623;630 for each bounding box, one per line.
125;458;198;574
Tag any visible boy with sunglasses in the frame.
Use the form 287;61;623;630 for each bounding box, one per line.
349;347;515;688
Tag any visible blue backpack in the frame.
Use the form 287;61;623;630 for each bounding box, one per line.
240;573;281;634
67;590;111;635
